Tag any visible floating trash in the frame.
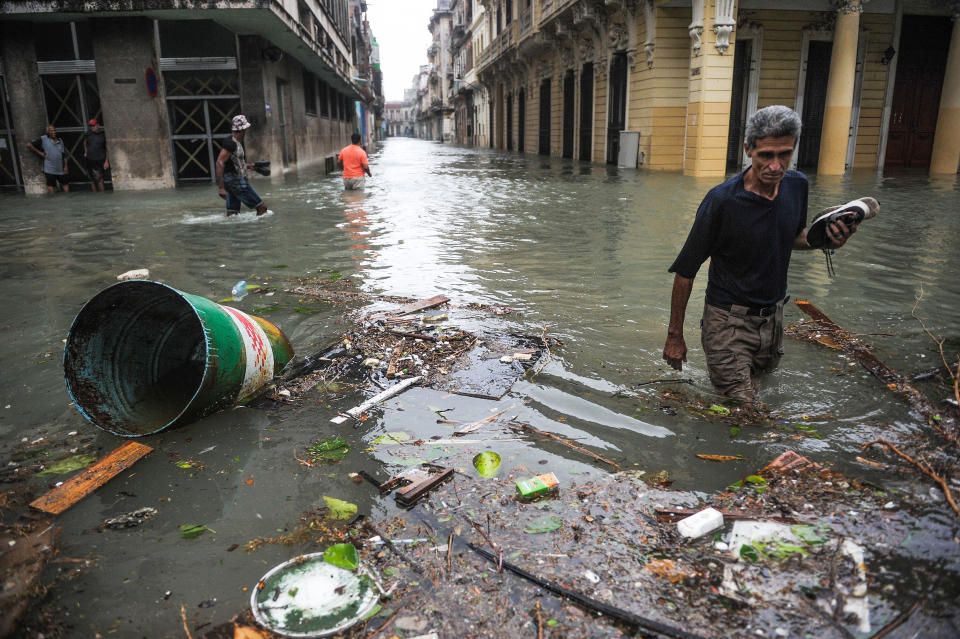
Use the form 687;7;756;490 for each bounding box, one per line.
250;552;379;637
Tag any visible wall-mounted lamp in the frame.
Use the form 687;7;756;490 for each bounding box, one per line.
880;45;896;66
262;46;284;63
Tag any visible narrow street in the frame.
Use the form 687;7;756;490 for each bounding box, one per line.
1;138;959;637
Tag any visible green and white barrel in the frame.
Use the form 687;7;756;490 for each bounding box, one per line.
64;280;294;437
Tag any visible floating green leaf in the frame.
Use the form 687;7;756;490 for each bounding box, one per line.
245;284;260;291
472;451;502;478
361;604;383;620
524;515;563;534
755;539;808;560
372;431;410;445
739;544;760;562
708;404;731;416
547;619;559;627
322;496;358;520
36;454;97;476
293;306;320;314
179;524;211;540
791;524;832;545
323;543;359;571
795;423;822;439
745;475;766;485
307;436;350;463
729;426;741;437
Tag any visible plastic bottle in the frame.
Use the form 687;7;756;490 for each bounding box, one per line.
231;280;248;301
677;507;724;538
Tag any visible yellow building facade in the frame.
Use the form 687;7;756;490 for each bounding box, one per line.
477;0;960;177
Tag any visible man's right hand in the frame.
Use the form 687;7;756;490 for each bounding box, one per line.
663;334;687;371
218;186;226;199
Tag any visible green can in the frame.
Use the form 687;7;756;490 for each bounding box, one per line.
64;280;294;437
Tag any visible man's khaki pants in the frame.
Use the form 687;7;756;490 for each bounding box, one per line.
701;300;785;403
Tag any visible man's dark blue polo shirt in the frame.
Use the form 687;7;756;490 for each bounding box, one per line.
669;169;808;308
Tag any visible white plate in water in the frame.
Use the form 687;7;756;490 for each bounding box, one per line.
250;553;379;637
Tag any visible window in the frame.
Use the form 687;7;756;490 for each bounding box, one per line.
319;80;330;117
303;70;317;115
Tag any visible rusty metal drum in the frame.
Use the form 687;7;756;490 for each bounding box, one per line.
63;280;294;437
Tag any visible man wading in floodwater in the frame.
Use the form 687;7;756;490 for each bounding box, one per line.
662;105;861;405
337;132;372;190
216;115;268;216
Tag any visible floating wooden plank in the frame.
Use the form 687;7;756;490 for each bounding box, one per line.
394;295;450;316
330;375;422;424
794;300;948;425
509;421;621;470
30;441;153;515
369;295;450;321
394;467;454;507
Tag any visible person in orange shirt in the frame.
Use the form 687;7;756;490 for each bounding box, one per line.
337;133;372;190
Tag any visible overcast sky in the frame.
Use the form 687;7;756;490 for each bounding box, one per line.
366;0;437;102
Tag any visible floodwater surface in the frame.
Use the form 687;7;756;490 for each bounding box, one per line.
0;138;958;637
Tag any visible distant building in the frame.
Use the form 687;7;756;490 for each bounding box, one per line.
475;0;960;176
348;0;384;146
384;101;403;136
0;0;366;193
427;0;455;142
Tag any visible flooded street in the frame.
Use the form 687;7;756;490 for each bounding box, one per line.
1;138;959;637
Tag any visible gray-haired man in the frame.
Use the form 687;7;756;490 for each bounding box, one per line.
662;105;859;404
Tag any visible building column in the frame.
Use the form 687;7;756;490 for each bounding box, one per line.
930;11;960;174
92;18;174;190
817;0;862;175
0;23;47;194
683;0;737;177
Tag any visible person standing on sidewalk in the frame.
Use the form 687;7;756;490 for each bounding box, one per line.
83;119;110;193
661;105;859;405
337;133;372;190
215;115;267;217
27;125;70;193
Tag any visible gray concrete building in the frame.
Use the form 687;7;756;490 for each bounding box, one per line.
0;1;364;194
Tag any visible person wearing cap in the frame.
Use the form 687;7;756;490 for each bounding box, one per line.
83;118;109;192
27;125;69;193
662;105;860;405
337;132;372;190
216;114;268;216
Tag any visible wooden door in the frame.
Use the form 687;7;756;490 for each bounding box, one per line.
562;70;575;159
884;16;951;169
518;88;526;152
538;79;550;156
798;40;831;170
726;40;752;171
606;53;628;164
579;63;593;161
506;92;513;151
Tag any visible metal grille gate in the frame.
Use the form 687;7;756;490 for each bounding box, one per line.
37;60;103;187
162;58;240;183
0;71;22;191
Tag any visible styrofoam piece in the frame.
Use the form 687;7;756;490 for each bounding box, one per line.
676;507;724;538
330;376;422;424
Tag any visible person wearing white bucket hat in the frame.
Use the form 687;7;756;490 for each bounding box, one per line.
662;105;873;405
215;115;268;216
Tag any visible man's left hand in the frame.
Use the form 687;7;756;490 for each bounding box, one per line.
826;219;858;249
